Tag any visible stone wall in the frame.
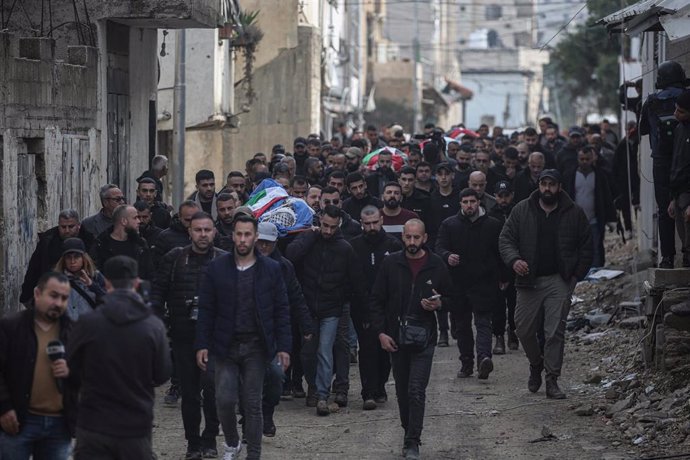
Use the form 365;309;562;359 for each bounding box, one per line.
0;33;102;312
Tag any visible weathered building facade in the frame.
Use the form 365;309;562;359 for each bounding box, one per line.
0;0;228;312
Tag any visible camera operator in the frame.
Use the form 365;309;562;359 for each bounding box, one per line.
151;212;226;459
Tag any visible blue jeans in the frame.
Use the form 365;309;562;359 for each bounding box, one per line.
0;413;71;460
316;317;340;400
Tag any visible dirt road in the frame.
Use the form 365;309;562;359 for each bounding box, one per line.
152;338;638;460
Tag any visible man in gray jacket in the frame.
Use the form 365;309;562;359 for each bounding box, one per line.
499;170;591;399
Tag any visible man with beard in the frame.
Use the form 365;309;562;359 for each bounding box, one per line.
326;171;348;198
343;172;383;223
0;272;72;459
81;184;125;240
224;171;249;203
195;215;291;459
304;158;324;186
187;171;218;219
134;200;163;244
344;148;362;173
370;219;450;460
563;146;616;269
436;189;506;379
474;151;505;193
499;169;592;399
491;147;521;184
214;193;237;251
90;205;154;281
452;145;475;190
541;126;565;167
136;177;172;229
151;213;225;459
366;151;398;198
151;201;201;269
317;187;362;241
286;206;364;415
415;162;436;194
293;137;309;175
305;185;322;212
488;182;519;353
349;206;402;410
381;182;419;241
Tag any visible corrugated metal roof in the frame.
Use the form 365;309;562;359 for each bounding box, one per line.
599;0;663;25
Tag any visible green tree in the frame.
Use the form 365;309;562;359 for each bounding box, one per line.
549;0;634;115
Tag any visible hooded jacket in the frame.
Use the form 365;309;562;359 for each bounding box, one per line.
499;190;592;288
67;289;171;438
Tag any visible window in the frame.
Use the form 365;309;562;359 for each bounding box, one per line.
485;4;502;20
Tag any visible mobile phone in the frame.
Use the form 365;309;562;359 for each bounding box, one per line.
428;294;441;300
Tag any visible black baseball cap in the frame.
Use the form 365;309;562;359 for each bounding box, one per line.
494;181;513;195
61;238;86;257
272;144;286;154
538;169;562;183
103;255;138;281
293;137;307;147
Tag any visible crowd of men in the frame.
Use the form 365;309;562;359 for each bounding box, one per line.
2;60;690;460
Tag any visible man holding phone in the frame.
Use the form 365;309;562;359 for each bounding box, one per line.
370;219;451;460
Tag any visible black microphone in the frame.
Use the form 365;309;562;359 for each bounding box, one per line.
46;340;65;393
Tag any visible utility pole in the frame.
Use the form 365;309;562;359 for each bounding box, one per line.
412;0;421;134
172;29;186;209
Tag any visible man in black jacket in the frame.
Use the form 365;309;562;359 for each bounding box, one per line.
151;212;225;459
286;205;365;415
20;209;92;305
512;152;545;204
90;205;154;281
343;172;383;223
365;151;398;198
499;170;592;399
370;219;450;460
0;272;72;459
317;186;362;241
349;206;402;410
255;222;315;436
436;188;507;380
136;177;172;229
135;200;163;244
151;201;201;268
68;256;171;459
669;90;690;267
399;167;431;226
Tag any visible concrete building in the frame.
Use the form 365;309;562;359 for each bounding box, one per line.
455;0;550;130
0;0;228;312
157;0;373;196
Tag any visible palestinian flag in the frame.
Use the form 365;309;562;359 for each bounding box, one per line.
245;179;289;217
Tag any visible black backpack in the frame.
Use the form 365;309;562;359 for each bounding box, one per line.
649;93;679;156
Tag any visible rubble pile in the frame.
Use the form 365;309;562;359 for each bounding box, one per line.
562;246;690;456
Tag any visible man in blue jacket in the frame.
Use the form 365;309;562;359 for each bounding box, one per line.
195;214;291;460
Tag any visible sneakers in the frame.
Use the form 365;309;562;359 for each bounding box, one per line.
492;336;506;355
507;330;519;350
334;393;348;407
528;362;543;393
545;377;566;399
163;384;180;406
263;415;277;437
222;441;241;460
659;256;674;269
201;447;218;459
403;441;421;460
437;330;449;347
280;388;293;401
316;399;330;416
456;363;473;378
363;399;377;410
477;357;494;380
